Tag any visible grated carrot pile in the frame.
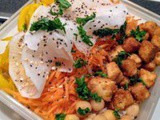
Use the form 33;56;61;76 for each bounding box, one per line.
5;71;78;120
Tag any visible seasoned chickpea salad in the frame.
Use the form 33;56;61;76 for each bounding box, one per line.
0;0;160;120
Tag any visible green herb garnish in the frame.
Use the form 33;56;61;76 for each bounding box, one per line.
93;28;119;38
113;109;121;119
71;49;76;53
77;107;90;116
124;83;129;90
120;21;127;35
74;58;87;68
50;0;71;16
58;0;71;9
76;12;96;26
56;113;66;120
94;71;108;78
77;25;93;46
76;76;102;102
113;51;130;66
93;22;127;44
30;18;66;33
131;26;146;42
76;76;90;100
55;62;62;66
93;21;127;38
118;21;127;44
130;77;147;86
90;93;102;102
138;78;147;86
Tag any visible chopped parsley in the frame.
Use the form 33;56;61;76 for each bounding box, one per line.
55;62;62;66
77;107;90;116
124;83;129;90
93;28;119;38
76;12;96;26
90;93;102;102
130;77;147;86
76;76;90;100
71;49;76;53
94;71;108;78
139;78;147;86
74;58;87;68
93;21;127;39
76;76;102;102
30;18;66;33
50;0;71;16
77;25;93;46
113;109;121;119
113;51;130;66
93;22;127;44
55;113;66;120
120;21;127;35
57;0;71;9
117;21;127;45
131;26;146;42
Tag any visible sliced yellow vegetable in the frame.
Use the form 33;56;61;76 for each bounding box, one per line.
0;37;16;91
3;36;13;41
0;43;10;72
0;70;16;91
0;36;12;71
18;3;40;32
40;0;55;5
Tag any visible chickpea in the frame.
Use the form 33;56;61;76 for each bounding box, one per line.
102;110;116;120
65;114;79;120
126;104;139;118
84;114;96;120
154;52;160;65
76;101;92;117
90;99;105;112
120;115;134;120
154;27;160;37
93;114;107;120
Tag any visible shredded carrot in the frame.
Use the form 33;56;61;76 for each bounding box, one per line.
4;70;79;120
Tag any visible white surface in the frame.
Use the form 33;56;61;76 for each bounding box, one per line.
151;98;160;120
0;102;24;120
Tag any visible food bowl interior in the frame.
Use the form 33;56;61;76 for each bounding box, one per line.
0;0;160;120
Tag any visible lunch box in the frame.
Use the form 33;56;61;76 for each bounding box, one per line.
0;0;160;120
